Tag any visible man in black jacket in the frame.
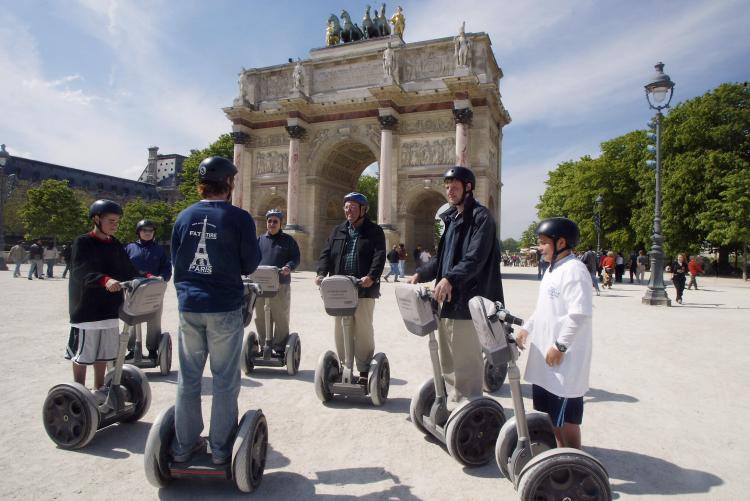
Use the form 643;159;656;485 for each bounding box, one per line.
408;167;504;402
315;192;386;381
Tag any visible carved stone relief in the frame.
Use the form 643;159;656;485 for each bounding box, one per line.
399;137;455;167
250;134;288;148
312;61;382;93
257;71;291;101
254;150;289;176
400;48;454;82
400;117;455;135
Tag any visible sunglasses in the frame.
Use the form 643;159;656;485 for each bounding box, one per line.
267;220;280;225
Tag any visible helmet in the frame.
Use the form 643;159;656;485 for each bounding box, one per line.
443;166;476;191
265;208;284;220
198;156;238;183
535;217;580;249
89;199;122;219
343;192;368;206
136;219;156;234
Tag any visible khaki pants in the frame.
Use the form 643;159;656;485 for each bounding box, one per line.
438;318;484;403
254;283;291;348
127;304;163;354
334;298;375;372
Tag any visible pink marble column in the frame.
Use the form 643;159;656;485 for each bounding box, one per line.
230;131;249;208
453;107;473;167
377;115;398;229
285;125;305;229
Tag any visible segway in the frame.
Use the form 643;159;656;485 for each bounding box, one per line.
483;350;508;393
468;296;612;500
241;266;301;376
394;284;506;466
125;291;171;375
314;275;390;406
144;282;268;493
42;278;158;449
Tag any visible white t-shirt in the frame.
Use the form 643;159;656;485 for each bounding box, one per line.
522;254;593;397
419;250;431;264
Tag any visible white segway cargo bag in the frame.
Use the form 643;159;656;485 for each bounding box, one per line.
249;265;280;297
394;284;438;336
119;277;168;324
320;275;359;316
468;296;511;364
242;278;260;327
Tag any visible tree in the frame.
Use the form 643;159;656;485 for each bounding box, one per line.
501;237;520;253
177;134;235;210
115;198;175;243
356;173;379;220
20;179;88;242
519;221;538;249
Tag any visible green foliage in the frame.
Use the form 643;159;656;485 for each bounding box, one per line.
115;199;175;243
501;237;520;253
519;221;538;249
177;133;235;210
2;179;31;237
356;174;379;220
19;179;88;242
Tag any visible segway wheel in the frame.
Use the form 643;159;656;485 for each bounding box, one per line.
496;410;557;480
409;378;436;435
144;406;175;488
158;333;172;376
233;410;268;493
285;333;301;376
368;352;390;406
314;350;340;402
517;448;612;501
42;383;100;449
241;332;259;375
105;364;151;422
482;354;508;393
445;398;506;467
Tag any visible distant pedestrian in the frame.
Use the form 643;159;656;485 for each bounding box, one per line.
671;253;689;304
628;252;638;284
687;256;703;290
615;252;625;283
9;241;25;277
580;247;600;296
419;248;432;265
636;250;648;284
27;240;44;280
397;243;408;278
44;242;58;278
413;245;422;269
383;244;400;282
61;244;72;278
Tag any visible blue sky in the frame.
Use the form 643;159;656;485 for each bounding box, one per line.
1;0;749;238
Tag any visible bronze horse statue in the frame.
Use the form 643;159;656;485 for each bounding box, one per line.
362;5;379;39
375;3;390;37
340;10;364;42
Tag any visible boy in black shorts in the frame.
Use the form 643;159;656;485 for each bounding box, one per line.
66;200;145;391
516;218;592;449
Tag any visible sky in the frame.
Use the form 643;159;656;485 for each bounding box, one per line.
1;0;749;239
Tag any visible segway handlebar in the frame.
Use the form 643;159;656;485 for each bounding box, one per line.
119;276;164;291
489;302;524;327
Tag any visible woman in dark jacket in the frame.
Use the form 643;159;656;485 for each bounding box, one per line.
671;253;689;304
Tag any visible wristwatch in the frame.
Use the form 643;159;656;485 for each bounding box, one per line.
554;341;568;353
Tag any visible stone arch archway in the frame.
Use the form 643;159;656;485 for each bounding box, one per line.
401;186;447;273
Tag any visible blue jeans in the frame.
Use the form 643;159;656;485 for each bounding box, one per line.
384;262;399;280
173;308;243;461
13;262;21;277
590;271;600;292
398;260;406;277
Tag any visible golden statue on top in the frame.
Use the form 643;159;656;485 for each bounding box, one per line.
389;5;405;38
325;4;402;47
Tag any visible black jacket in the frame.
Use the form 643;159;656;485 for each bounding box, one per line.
317;217;386;299
258;230;301;284
416;196;504;319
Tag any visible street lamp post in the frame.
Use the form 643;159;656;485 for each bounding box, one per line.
594;194;604;254
642;63;674;306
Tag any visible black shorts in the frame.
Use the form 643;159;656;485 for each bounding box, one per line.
532;384;584;426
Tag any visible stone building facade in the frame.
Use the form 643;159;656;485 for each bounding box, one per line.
224;31;510;269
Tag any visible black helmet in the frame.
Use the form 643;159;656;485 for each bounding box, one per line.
265;208;284;220
443;166;476;191
535;217;580;249
136;219;156;234
198;156;238;183
89;199;122;219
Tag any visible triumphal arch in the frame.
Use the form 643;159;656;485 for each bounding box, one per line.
224;17;510;269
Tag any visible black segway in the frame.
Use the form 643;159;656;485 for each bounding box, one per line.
314;275;390;406
42;278;158;449
394;284;506;466
143;282;268;493
125;297;171;375
483;350;508;393
468;296;612;500
241;266;301;376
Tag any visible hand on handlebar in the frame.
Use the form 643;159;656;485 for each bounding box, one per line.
314;275;324;287
105;279;122;292
406;273;420;284
280;266;291;276
515;328;529;351
433;277;452;303
359;275;374;288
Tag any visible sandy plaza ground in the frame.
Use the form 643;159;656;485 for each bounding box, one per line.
0;264;748;500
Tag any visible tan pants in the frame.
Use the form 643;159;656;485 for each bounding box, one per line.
438;318;484;402
334;298;375;372
254;283;291;348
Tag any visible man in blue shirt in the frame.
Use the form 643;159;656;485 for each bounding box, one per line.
125;219;172;358
170;156;260;465
255;208;300;350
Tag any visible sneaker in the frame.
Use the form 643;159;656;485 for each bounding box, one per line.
383;276;389;282
92;386;108;405
211;454;230;465
172;437;206;463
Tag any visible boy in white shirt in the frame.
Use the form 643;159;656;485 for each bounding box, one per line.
516;217;592;450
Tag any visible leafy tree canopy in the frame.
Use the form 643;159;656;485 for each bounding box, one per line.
177;133;234;210
356;173;379;220
115;198;175;243
20;179;88;243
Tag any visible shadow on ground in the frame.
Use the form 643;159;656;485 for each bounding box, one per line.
70;420;151;459
586;445;723;496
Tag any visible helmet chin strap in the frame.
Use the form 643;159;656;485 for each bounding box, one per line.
93;216;114;237
548;239;570;273
355;205;367;224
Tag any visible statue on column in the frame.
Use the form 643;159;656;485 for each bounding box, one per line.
383;42;396;79
292;59;304;91
454;21;472;68
389;6;405;38
234;68;253;106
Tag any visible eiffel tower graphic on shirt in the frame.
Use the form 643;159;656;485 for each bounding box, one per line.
188;216;212;274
